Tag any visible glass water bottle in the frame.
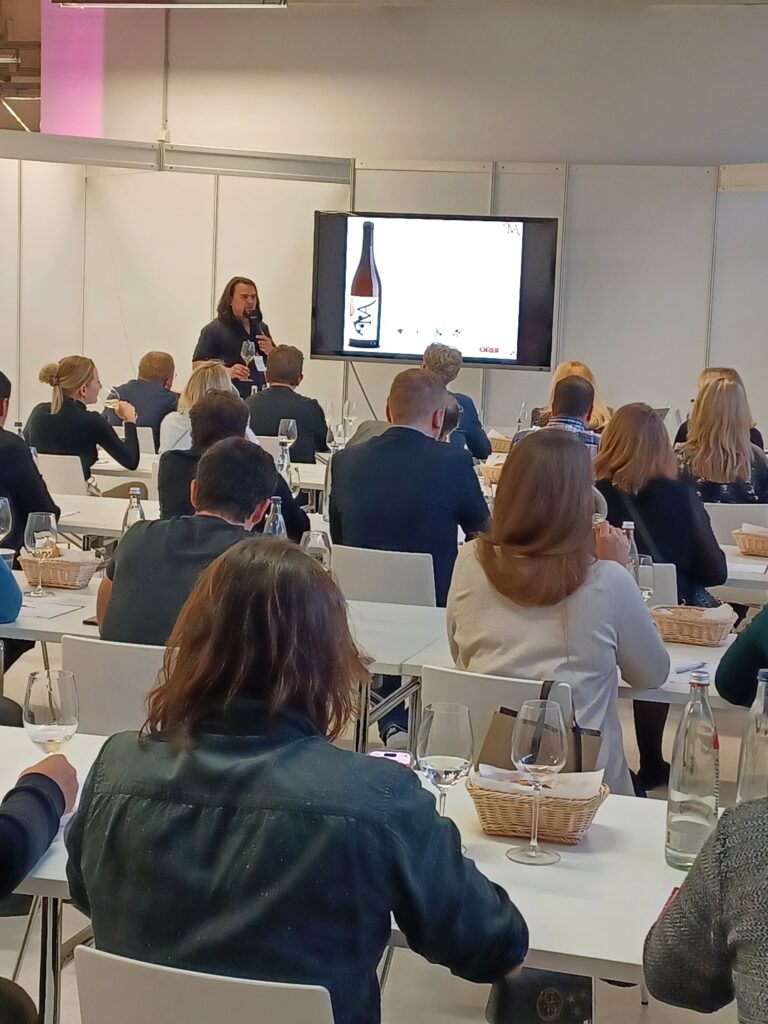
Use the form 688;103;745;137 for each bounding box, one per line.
736;669;768;805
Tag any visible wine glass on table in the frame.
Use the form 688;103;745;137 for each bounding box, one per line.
343;400;358;438
506;699;568;866
23;670;79;753
0;497;12;546
417;702;474;821
278;418;298;449
23;512;57;598
300;530;332;570
638;555;655;607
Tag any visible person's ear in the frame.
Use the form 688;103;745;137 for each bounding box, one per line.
385;401;393;424
432;407;445;435
297;373;304;387
0;398;8;420
163;376;173;391
190;479;199;511
245;498;271;531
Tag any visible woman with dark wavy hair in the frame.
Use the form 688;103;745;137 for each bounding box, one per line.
66;539;528;1024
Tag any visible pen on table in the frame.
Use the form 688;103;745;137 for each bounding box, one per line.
674;661;706;674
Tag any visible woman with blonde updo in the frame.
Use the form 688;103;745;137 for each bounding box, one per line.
531;360;612;433
25;356;139;480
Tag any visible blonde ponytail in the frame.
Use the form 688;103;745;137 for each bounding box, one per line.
39;356;96;415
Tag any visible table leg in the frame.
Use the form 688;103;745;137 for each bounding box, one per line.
407;676;422;755
355;677;371;754
41;642;50;671
38;896;62;1024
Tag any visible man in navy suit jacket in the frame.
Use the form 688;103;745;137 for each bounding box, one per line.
329;368;489;608
422;342;491;460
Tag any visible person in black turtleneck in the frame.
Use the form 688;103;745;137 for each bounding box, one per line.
25;356;139;481
193;276;276;399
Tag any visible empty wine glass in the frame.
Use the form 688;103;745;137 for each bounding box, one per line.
417;702;474;819
638;555;655;607
300;530;332;569
0;497;12;546
278;418;298;448
343;399;358;435
506;699;568;866
23;670;79;753
23;512;57;598
241;340;257;366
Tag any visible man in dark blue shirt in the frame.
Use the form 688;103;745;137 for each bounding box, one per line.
103;352;178;453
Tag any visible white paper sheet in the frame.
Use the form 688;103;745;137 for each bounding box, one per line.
20;600;84;620
727;561;768;575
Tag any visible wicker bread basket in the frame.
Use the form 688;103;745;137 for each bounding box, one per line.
650;605;736;647
480;463;504;486
19;554;101;591
732;530;768;559
467;778;609;845
490;435;512;454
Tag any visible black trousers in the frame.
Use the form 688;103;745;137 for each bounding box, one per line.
0;978;37;1024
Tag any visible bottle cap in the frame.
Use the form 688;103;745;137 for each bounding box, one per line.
129;487;141;497
690;670;710;686
758;669;768;683
621;521;635;530
270;496;281;504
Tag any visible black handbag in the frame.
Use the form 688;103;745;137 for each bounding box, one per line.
485;968;593;1024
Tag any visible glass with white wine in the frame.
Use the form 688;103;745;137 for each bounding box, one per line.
103;386;121;412
278;418;298;448
417;702;474;819
23;512;58;598
23;670;79;753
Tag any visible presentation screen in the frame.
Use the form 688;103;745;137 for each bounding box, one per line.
311;211;558;369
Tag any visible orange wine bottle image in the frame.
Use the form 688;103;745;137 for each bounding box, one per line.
348;220;382;348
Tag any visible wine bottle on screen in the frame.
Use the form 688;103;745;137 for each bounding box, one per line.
348;221;382;348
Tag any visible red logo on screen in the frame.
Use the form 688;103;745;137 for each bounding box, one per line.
480;347;500;354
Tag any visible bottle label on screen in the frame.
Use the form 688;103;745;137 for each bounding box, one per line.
348;296;380;345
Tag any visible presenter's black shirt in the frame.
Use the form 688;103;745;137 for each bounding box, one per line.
193;315;271;396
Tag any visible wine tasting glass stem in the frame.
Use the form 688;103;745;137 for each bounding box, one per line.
529;782;542;857
32;557;43;598
437;788;447;818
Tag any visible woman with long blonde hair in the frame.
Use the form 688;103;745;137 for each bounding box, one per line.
447;429;669;796
595;403;726;790
677;378;768;504
159;360;256;453
531;360;612;432
25;356;139;479
674;366;763;448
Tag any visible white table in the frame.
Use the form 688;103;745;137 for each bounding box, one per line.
295;461;326;493
90;454;157;481
55;493;160;540
3;725;683;1023
722;544;768;590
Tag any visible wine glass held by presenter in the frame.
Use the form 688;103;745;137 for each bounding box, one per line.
23;670;79;754
23;512;58;598
417;702;474;819
241;340;257;366
507;700;568;866
0;496;12;546
278;418;298;448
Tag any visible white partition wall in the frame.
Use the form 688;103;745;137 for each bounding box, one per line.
559;165;718;418
82;170;216;393
0;159;19;421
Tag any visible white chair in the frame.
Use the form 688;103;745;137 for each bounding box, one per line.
37;454;87;496
255;435;282;460
75;947;335;1024
331;545;436;606
61;635;165;734
149;457;160;501
638;562;678;607
136;426;156;455
421;665;573;752
704;503;768;545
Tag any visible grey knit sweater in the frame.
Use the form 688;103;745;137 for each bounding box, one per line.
643;797;768;1022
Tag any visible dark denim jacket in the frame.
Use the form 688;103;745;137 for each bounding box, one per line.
65;701;527;1024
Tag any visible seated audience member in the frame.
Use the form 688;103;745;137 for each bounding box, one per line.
676;377;768;503
245;346;328;464
98;438;274;646
0;371;59;553
103;352;178;453
0;754;77;1024
25;357;139;480
643;798;768;1019
158;391;309;542
67;540;528;1024
531;360;612;433
330;368;489;607
675;366;763;448
514;376;601;457
422;342;491;459
715;605;768;707
159;361;257;454
594;404;726;790
447;430;669;796
346;418;388;447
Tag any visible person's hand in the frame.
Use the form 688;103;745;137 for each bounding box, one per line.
594;520;629;566
115;400;137;424
256;334;275;358
227;363;251;382
19;755;78;813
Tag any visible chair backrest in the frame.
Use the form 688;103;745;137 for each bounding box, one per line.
637;562;678;607
37;454;87;496
703;503;768;545
137;426;156;455
61;635;165;734
255;435;282;460
149;458;160;501
331;544;436;606
75;947;335;1024
421;664;573;754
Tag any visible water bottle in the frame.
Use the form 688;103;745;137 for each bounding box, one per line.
121;487;145;536
622;520;640;583
263;497;287;538
665;670;720;870
736;668;768;805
